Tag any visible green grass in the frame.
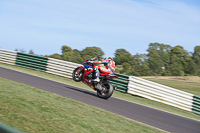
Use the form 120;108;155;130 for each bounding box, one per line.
1;63;200;122
0;77;165;133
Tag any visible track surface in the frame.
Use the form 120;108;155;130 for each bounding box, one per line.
1;67;200;133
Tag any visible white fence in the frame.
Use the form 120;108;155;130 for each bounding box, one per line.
0;49;17;65
46;58;80;79
128;76;194;111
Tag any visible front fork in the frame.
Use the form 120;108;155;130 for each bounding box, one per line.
77;66;84;74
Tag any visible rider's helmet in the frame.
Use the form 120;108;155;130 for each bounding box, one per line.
104;57;112;60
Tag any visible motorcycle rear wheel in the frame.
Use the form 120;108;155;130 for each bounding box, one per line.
97;81;114;99
72;67;83;82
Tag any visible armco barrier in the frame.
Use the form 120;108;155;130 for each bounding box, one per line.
128;76;194;111
0;49;17;65
193;95;200;115
0;48;200;115
0;122;23;133
108;73;129;93
16;52;48;72
46;57;80;79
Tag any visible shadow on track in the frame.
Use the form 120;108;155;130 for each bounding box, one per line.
64;85;98;98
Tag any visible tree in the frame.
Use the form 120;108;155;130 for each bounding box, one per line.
134;54;151;76
147;43;172;75
193;46;200;66
192;46;200;75
171;46;188;61
70;49;84;64
29;49;34;54
61;45;73;61
48;45;104;64
46;44;200;76
188;60;199;75
48;53;62;60
62;45;72;53
167;54;184;76
114;49;132;65
170;45;189;75
81;47;104;61
147;44;163;75
158;44;171;69
120;62;131;74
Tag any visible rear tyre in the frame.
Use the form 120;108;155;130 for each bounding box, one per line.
97;81;114;99
72;67;83;82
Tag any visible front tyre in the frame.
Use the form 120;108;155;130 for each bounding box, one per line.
97;81;114;99
72;67;83;82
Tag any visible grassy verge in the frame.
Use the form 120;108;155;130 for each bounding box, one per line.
0;77;165;133
1;63;200;121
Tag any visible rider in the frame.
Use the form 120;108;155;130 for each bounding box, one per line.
88;57;115;90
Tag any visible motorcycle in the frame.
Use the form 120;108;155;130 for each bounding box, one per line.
72;58;118;99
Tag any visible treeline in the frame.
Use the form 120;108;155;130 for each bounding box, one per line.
114;43;200;76
47;45;104;63
46;43;200;76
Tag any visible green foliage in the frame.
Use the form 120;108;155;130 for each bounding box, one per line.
147;48;163;75
15;49;26;53
193;46;200;76
122;62;131;70
61;45;72;53
193;46;200;66
187;60;199;76
47;45;104;64
71;49;85;64
48;53;63;60
114;49;132;65
46;43;200;76
28;50;34;54
167;54;184;76
81;47;104;60
147;43;172;75
15;49;35;54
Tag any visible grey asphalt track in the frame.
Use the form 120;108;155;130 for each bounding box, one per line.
1;67;200;133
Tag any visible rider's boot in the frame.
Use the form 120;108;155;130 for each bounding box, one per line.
93;81;103;91
91;67;103;91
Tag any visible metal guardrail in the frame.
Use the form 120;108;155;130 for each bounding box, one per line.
109;73;129;93
193;95;200;115
0;49;17;65
0;48;200;115
128;76;194;111
0;122;23;133
46;57;80;79
16;52;48;71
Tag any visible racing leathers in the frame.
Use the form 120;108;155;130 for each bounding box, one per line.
93;59;115;75
90;58;115;90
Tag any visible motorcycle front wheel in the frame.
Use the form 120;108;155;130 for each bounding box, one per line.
72;67;83;82
97;81;114;99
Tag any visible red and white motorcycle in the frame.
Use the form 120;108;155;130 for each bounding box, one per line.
72;58;118;99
